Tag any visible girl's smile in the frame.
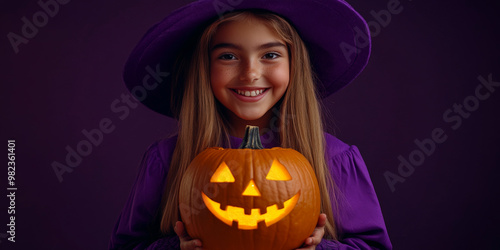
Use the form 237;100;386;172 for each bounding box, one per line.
231;88;268;101
210;15;290;125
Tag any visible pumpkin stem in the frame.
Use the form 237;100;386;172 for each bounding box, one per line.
239;125;264;149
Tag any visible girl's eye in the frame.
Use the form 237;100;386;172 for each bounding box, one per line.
263;52;280;59
219;54;236;60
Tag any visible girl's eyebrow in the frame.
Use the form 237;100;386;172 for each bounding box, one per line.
210;42;286;51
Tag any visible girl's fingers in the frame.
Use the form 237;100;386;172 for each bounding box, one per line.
306;228;324;246
174;221;190;241
309;213;327;243
185;239;202;249
308;231;323;245
175;221;203;250
316;213;327;227
296;213;327;249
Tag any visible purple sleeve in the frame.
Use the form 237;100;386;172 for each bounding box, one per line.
145;236;180;249
321;138;392;249
109;139;180;249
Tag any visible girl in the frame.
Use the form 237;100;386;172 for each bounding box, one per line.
110;0;392;249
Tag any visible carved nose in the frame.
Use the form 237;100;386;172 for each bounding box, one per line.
242;179;261;197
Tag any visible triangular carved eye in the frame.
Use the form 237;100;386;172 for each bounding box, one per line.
266;159;292;181
211;162;235;183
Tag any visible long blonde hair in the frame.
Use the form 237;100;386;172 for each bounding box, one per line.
160;10;338;240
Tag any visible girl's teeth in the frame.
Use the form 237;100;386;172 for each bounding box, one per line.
236;89;264;96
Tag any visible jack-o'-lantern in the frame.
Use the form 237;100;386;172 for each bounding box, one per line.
179;126;321;250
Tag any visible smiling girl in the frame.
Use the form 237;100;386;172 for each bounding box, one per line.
110;1;392;249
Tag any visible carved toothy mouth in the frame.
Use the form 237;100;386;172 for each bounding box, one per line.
201;191;300;230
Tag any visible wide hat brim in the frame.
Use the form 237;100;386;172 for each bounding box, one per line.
124;0;371;117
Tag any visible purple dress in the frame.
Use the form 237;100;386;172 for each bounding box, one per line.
109;132;392;249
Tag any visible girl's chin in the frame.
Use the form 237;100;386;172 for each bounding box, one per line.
222;105;275;127
234;113;266;122
231;109;270;123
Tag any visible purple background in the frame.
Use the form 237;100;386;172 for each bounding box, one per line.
1;0;499;249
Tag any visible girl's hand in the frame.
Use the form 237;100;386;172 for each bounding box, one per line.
174;221;203;250
296;213;327;250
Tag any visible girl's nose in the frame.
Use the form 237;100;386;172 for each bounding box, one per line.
239;60;261;83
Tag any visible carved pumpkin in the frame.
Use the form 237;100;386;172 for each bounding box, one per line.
179;126;321;250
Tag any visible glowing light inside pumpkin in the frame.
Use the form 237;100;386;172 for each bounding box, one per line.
210;162;235;183
266;159;292;181
202;191;300;229
242;180;261;196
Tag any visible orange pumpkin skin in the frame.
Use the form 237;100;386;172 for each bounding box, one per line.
179;126;321;250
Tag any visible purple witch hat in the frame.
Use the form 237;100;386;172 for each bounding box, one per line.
123;0;371;117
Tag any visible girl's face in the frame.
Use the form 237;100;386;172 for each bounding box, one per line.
210;16;290;125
